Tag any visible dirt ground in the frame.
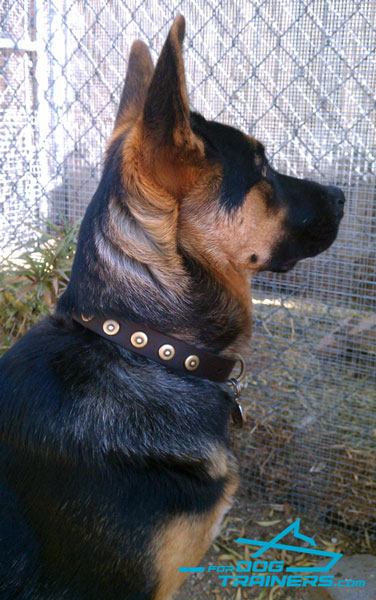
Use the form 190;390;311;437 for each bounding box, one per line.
174;492;375;600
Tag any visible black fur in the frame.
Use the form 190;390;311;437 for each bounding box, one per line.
0;315;234;598
263;168;345;272
0;17;345;599
190;112;266;210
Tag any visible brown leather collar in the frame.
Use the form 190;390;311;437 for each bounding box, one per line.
72;312;237;383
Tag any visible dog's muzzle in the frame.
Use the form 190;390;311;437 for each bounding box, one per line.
264;173;346;273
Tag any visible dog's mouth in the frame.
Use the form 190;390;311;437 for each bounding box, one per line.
269;259;298;273
261;174;345;274
264;215;343;274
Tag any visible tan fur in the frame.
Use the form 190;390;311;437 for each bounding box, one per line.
177;178;286;353
103;16;286;358
153;459;239;600
110;40;154;142
114;17;207;277
107;195;185;293
111;122;285;355
113;13;205;279
120;123;185;277
205;444;231;479
180;179;285;289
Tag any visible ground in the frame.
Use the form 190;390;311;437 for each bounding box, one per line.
174;492;375;600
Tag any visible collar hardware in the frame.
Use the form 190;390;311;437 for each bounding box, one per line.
130;331;148;348
158;344;175;360
103;319;120;336
72;311;240;384
184;355;200;371
227;377;246;428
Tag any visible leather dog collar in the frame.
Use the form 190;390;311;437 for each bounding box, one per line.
72;311;240;383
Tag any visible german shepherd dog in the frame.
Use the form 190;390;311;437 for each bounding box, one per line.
0;15;344;600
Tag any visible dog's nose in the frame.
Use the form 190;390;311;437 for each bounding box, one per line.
324;184;346;218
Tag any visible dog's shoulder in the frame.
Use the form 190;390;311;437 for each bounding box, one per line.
0;315;77;429
0;314;233;469
0;314;237;599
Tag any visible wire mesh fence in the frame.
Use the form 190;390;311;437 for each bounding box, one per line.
1;0;375;540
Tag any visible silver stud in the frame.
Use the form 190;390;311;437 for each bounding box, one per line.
103;319;120;335
158;344;175;361
130;331;148;348
185;355;200;371
81;313;94;322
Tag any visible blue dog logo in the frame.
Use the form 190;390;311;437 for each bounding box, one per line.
236;518;342;573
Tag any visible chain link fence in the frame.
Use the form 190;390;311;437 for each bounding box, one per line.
1;0;375;537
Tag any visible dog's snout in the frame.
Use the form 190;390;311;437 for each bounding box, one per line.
324;184;346;216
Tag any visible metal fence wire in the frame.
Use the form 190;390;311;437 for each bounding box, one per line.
1;0;375;537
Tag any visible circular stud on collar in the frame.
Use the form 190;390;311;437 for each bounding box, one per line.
81;313;94;322
130;331;148;348
158;344;175;360
103;319;120;336
185;355;200;371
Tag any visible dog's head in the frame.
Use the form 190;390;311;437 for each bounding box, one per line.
60;15;344;352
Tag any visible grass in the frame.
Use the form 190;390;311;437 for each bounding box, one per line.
236;291;376;536
0;218;79;354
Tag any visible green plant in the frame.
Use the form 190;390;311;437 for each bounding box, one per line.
0;218;79;354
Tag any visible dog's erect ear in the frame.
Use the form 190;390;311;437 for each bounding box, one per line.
114;40;154;129
128;15;205;200
142;15;199;152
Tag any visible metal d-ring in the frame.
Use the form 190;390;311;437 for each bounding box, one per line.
226;362;246;428
232;354;246;383
226;354;246;398
226;377;241;399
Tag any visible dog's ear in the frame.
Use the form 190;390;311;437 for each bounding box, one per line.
118;15;206;260
143;15;190;145
114;40;154;129
137;15;204;197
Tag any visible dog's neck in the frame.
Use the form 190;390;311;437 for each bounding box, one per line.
57;145;251;357
58;201;250;357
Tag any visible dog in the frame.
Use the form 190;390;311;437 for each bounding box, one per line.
0;15;345;600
